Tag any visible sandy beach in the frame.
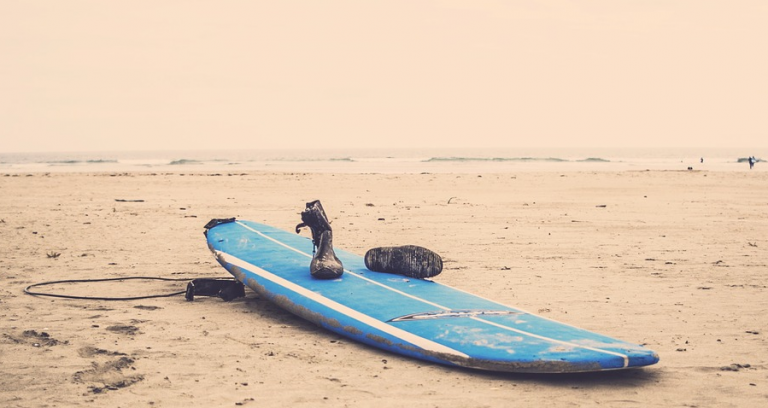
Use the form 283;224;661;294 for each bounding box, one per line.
1;170;766;407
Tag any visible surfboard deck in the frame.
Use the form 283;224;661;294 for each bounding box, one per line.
205;219;659;373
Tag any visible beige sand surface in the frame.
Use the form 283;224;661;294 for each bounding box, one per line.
1;170;766;407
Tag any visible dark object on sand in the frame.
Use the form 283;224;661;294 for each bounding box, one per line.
25;277;192;301
185;278;245;301
364;245;443;279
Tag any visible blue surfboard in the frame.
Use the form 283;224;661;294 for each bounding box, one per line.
205;220;659;373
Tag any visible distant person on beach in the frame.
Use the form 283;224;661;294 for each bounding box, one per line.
748;156;755;169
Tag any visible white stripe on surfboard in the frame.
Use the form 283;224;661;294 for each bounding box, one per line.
235;221;629;367
436;281;632;367
470;317;629;367
215;250;469;359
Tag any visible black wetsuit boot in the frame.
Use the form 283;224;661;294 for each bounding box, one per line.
296;200;344;279
364;245;443;279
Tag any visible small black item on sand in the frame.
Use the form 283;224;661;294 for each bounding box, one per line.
295;200;344;280
364;245;443;279
185;278;245;301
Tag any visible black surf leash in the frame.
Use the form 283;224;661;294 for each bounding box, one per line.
24;277;245;302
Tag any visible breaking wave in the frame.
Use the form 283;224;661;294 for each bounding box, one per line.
169;159;204;165
425;156;609;163
45;159;119;165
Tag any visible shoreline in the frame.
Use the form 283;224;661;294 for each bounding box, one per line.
2;161;765;176
2;147;765;175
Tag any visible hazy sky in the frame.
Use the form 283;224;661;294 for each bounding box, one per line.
1;1;766;153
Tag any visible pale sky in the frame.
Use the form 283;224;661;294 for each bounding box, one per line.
1;1;766;153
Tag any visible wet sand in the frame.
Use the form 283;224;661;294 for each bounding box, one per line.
1;170;766;407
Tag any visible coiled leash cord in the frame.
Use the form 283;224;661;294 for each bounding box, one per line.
24;276;245;302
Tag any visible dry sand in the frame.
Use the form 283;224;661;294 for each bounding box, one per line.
1;170;766;407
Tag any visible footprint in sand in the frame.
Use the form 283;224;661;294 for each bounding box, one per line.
77;346;128;358
106;324;140;336
71;325;145;393
72;356;144;394
1;329;66;347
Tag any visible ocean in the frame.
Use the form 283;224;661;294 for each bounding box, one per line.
0;147;764;174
